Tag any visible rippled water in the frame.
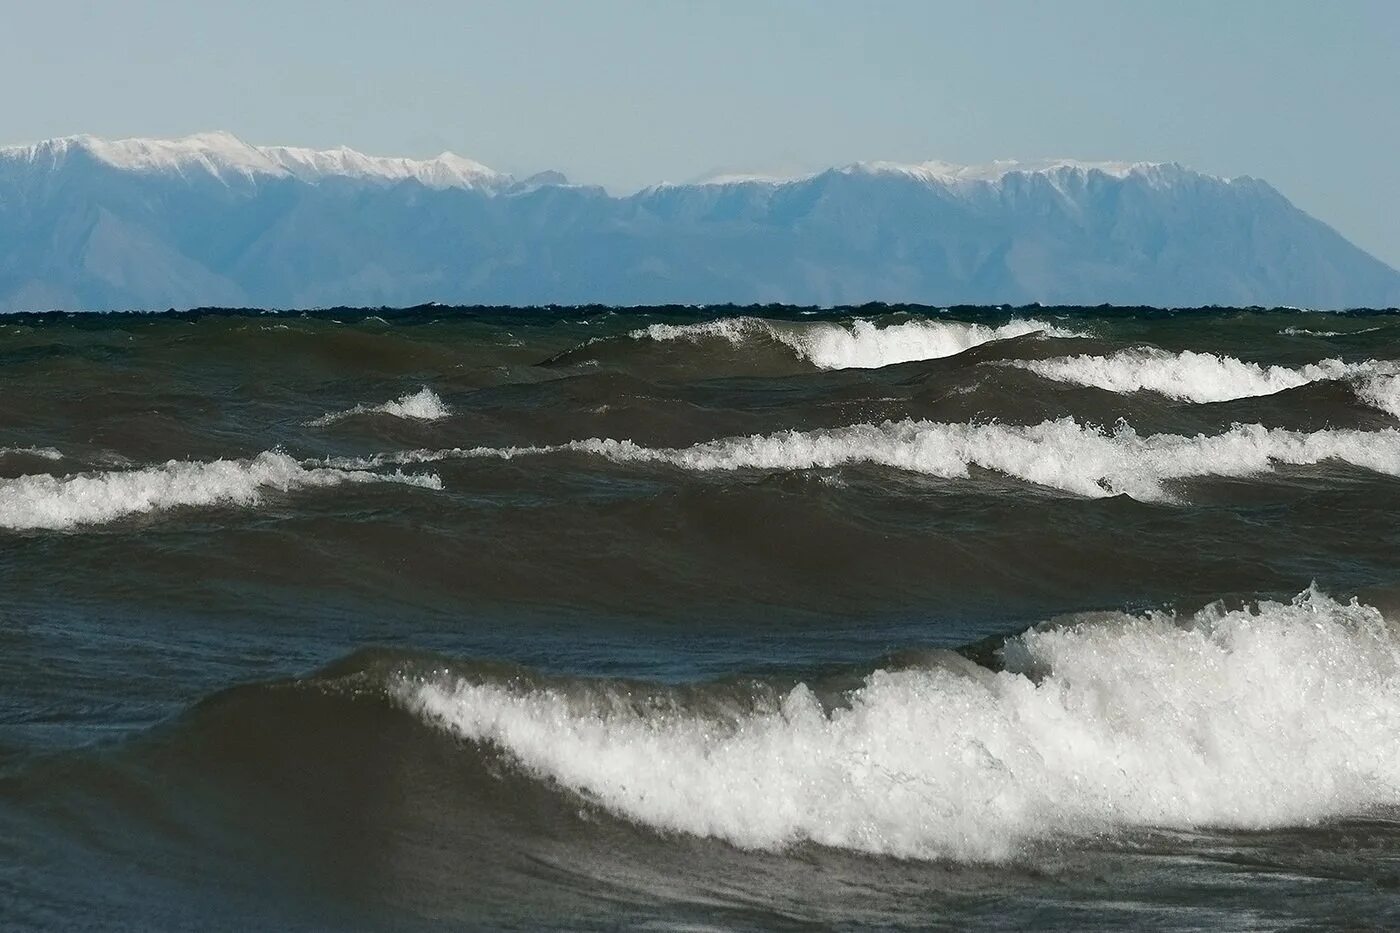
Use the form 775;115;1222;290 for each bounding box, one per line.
3;305;1400;930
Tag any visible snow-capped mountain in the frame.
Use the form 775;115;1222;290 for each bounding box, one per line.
1;132;1396;310
4;131;508;190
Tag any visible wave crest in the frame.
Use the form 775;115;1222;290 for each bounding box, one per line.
308;387;451;426
330;417;1400;503
0;445;62;461
401;588;1400;861
1007;348;1400;414
0;452;440;530
634;316;1078;370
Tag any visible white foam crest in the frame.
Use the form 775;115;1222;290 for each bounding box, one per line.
1008;348;1400;414
0;452;440;530
322;418;1400;502
403;588;1400;861
1280;325;1385;338
634;318;768;346
632;317;1078;369
308;387;451;426
1009;348;1374;402
0;445;62;460
1357;375;1400;419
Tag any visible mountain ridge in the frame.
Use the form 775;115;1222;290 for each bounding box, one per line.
1;132;1396;311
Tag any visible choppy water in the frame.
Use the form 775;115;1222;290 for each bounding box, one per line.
3;305;1400;930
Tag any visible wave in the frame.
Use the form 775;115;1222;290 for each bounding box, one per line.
307;387;451;426
632;316;1079;369
0;445;62;460
0;452;440;530
400;588;1400;861
1005;348;1400;409
1357;375;1400;419
324;417;1400;503
1280;325;1386;337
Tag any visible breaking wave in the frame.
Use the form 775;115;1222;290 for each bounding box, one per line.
0;452;440;530
633;316;1078;369
1357;375;1400;419
308;387;451;426
0;445;62;460
1006;348;1400;410
324;418;1400;503
1280;325;1386;338
402;587;1400;861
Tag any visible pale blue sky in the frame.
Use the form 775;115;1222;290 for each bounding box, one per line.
3;0;1397;265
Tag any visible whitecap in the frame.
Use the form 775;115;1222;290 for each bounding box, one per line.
1006;348;1400;415
632;317;1080;370
0;451;440;530
403;587;1400;862
0;446;63;461
1356;374;1400;419
308;387;451;427
327;418;1400;503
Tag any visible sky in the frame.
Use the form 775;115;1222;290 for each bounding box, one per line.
2;0;1397;265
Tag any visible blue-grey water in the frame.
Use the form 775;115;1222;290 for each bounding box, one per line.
3;305;1400;930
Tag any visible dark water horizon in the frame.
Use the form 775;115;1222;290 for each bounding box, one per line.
3;304;1400;930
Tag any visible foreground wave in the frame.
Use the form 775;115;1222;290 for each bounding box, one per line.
392;588;1400;861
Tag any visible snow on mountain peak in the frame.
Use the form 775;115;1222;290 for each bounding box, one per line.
670;158;1211;194
0;132;508;190
256;143;503;188
844;158;1199;186
1;133;1245;206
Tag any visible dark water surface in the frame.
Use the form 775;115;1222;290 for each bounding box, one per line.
3;305;1400;930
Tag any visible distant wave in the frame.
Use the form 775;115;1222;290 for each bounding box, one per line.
1006;348;1400;413
1280;325;1386;337
632;317;1079;369
307;387;451;427
0;445;62;460
322;417;1400;503
0;452;440;530
402;587;1400;861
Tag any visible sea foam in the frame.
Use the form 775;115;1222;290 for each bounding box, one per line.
634;317;1078;370
404;588;1400;861
1007;348;1400;414
0;446;63;460
308;387;451;426
0;452;440;530
331;417;1400;503
1357;375;1400;419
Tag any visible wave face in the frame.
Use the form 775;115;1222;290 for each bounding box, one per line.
403;588;1400;861
1008;348;1400;409
1357;374;1400;418
307;387;451;426
0;452;440;530
634;316;1076;369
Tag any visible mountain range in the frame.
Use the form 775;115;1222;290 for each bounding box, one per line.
1;131;1396;311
